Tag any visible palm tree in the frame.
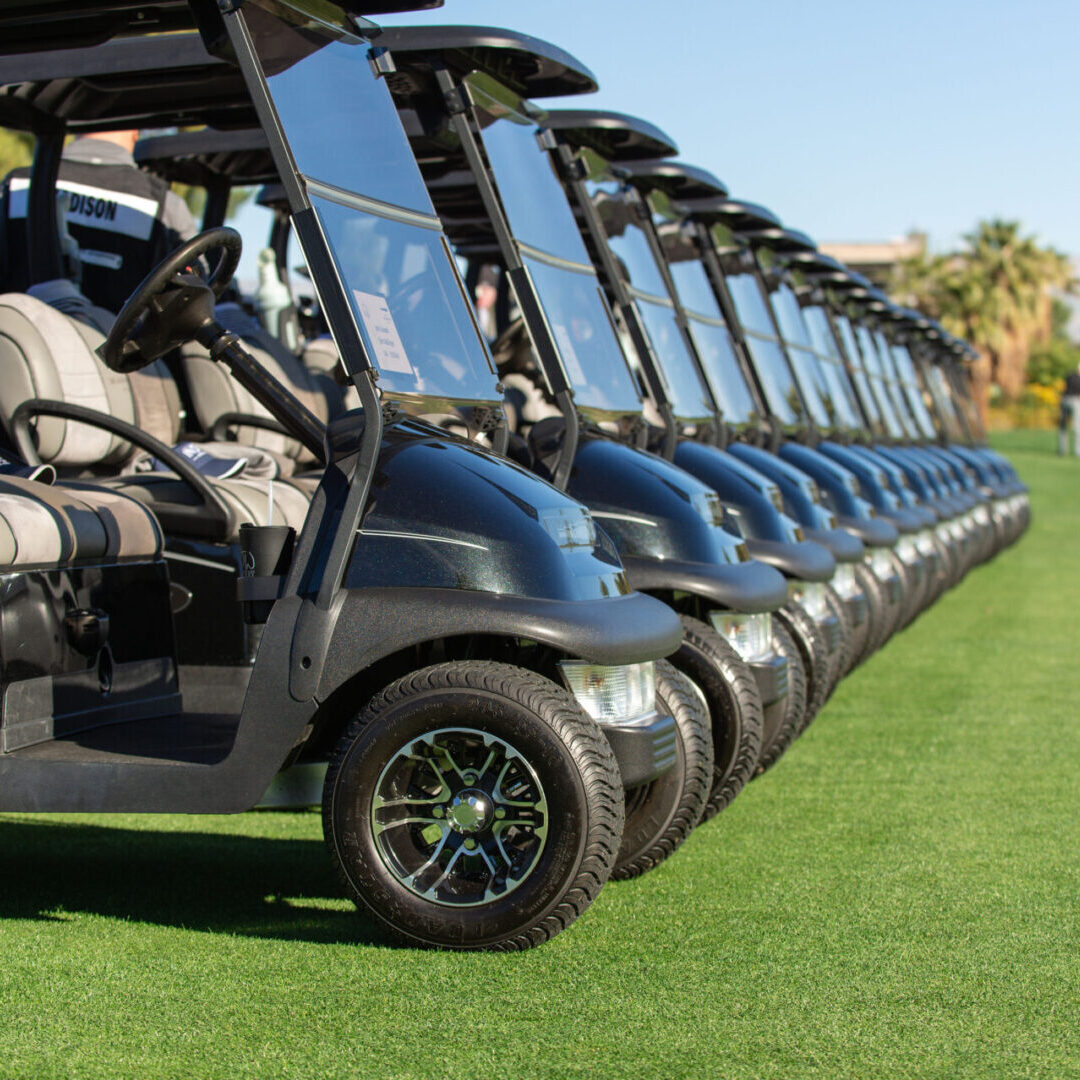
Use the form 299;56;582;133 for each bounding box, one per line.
891;220;1077;422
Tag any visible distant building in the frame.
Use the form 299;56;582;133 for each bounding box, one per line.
818;232;926;288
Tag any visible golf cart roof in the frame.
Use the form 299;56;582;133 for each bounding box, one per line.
135;128;274;188
618;160;728;201
378;25;597;99
541;109;677;161
782;248;847;279
0;0;443;54
743;226;816;254
0;32;251;132
678;196;781;232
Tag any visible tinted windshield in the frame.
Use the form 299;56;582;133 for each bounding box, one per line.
725;271;803;426
589;184;713;420
889;343;939;439
855;324;905;438
834;312;886;437
658;228;761;425
768;283;834;428
873;330;920;439
925;362;966;441
801;304;863;428
469;80;641;416
238;2;497;403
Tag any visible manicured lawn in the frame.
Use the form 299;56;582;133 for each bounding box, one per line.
2;430;1077;1079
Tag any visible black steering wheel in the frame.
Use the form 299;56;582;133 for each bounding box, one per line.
100;227;242;374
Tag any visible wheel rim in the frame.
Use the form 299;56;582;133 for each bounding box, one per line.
370;727;549;907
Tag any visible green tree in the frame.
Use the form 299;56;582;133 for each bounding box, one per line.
0;127;33;177
891;219;1077;422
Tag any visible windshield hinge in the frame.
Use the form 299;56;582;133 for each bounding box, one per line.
368;47;396;77
443;84;471;117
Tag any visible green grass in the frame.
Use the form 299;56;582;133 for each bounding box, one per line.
2;429;1078;1080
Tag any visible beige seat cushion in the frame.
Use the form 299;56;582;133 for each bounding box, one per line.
0;475;162;567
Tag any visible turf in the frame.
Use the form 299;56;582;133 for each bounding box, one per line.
2;430;1077;1080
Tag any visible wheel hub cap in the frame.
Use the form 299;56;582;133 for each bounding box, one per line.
446;789;492;834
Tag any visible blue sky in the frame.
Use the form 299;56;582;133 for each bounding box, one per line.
377;0;1080;259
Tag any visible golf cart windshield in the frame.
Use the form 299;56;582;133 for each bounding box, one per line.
231;1;498;406
583;177;713;422
871;329;921;440
800;304;863;429
768;282;839;430
854;323;905;439
925;361;967;442
888;342;939;440
466;76;642;417
724;269;804;427
833;312;886;438
655;222;761;427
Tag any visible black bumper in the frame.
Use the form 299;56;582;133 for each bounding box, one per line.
843;591;868;628
749;651;788;708
818;611;841;654
601;712;678;789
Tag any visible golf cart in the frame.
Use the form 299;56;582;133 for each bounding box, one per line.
0;0;695;950
373;25;817;795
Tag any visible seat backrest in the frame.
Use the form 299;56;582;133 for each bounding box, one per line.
0;292;180;469
178;303;341;467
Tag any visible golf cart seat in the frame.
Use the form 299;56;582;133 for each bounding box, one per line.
0;473;162;567
0;292;310;540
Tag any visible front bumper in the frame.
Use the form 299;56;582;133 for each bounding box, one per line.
749;650;789;708
601;711;678;789
843;590;868;628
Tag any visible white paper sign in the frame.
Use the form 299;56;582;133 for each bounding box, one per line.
352;290;414;376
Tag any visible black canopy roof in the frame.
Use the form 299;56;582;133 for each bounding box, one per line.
0;32;251;133
678;196;781;232
783;249;847;279
541;109;677;161
135;128;274;187
0;0;443;54
618;160;728;202
743;226;816;254
377;25;597;99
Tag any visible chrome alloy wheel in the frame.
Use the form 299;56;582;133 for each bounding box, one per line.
371;728;549;907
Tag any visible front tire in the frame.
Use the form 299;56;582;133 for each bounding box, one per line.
323;661;623;951
613;661;713;880
755;619;808;774
774;601;829;734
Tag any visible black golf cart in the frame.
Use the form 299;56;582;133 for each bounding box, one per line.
0;0;695;950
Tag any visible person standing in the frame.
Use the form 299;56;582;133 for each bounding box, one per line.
1058;364;1080;456
2;130;198;313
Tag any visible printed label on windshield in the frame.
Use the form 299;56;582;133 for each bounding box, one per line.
352;290;413;376
551;322;588;387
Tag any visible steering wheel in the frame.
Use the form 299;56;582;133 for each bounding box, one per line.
100;227;242;374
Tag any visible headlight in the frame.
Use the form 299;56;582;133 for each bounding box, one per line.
558;660;657;726
915;530;937;558
708;610;773;662
972;504;991;527
765;485;785;514
867;546;896;581
896;536;920;565
831;562;862;600
691;490;725;528
788;580;829;620
947;519;966;542
539;506;596;551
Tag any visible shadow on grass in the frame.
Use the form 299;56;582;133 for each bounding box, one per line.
0;816;395;947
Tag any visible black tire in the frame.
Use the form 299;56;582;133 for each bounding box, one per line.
774;601;829;734
323;661;623;951
669;615;763;821
755;619;808;774
822;583;853;693
612;661;713;880
851;562;885;666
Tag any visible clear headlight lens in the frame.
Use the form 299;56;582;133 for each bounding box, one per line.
947;519;966;542
708;610;773;662
788;580;829;621
691;490;726;528
972;504;991;526
867;546;897;581
558;661;657;726
915;530;937;558
539;506;596;551
831;562;862;600
896;536;921;565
